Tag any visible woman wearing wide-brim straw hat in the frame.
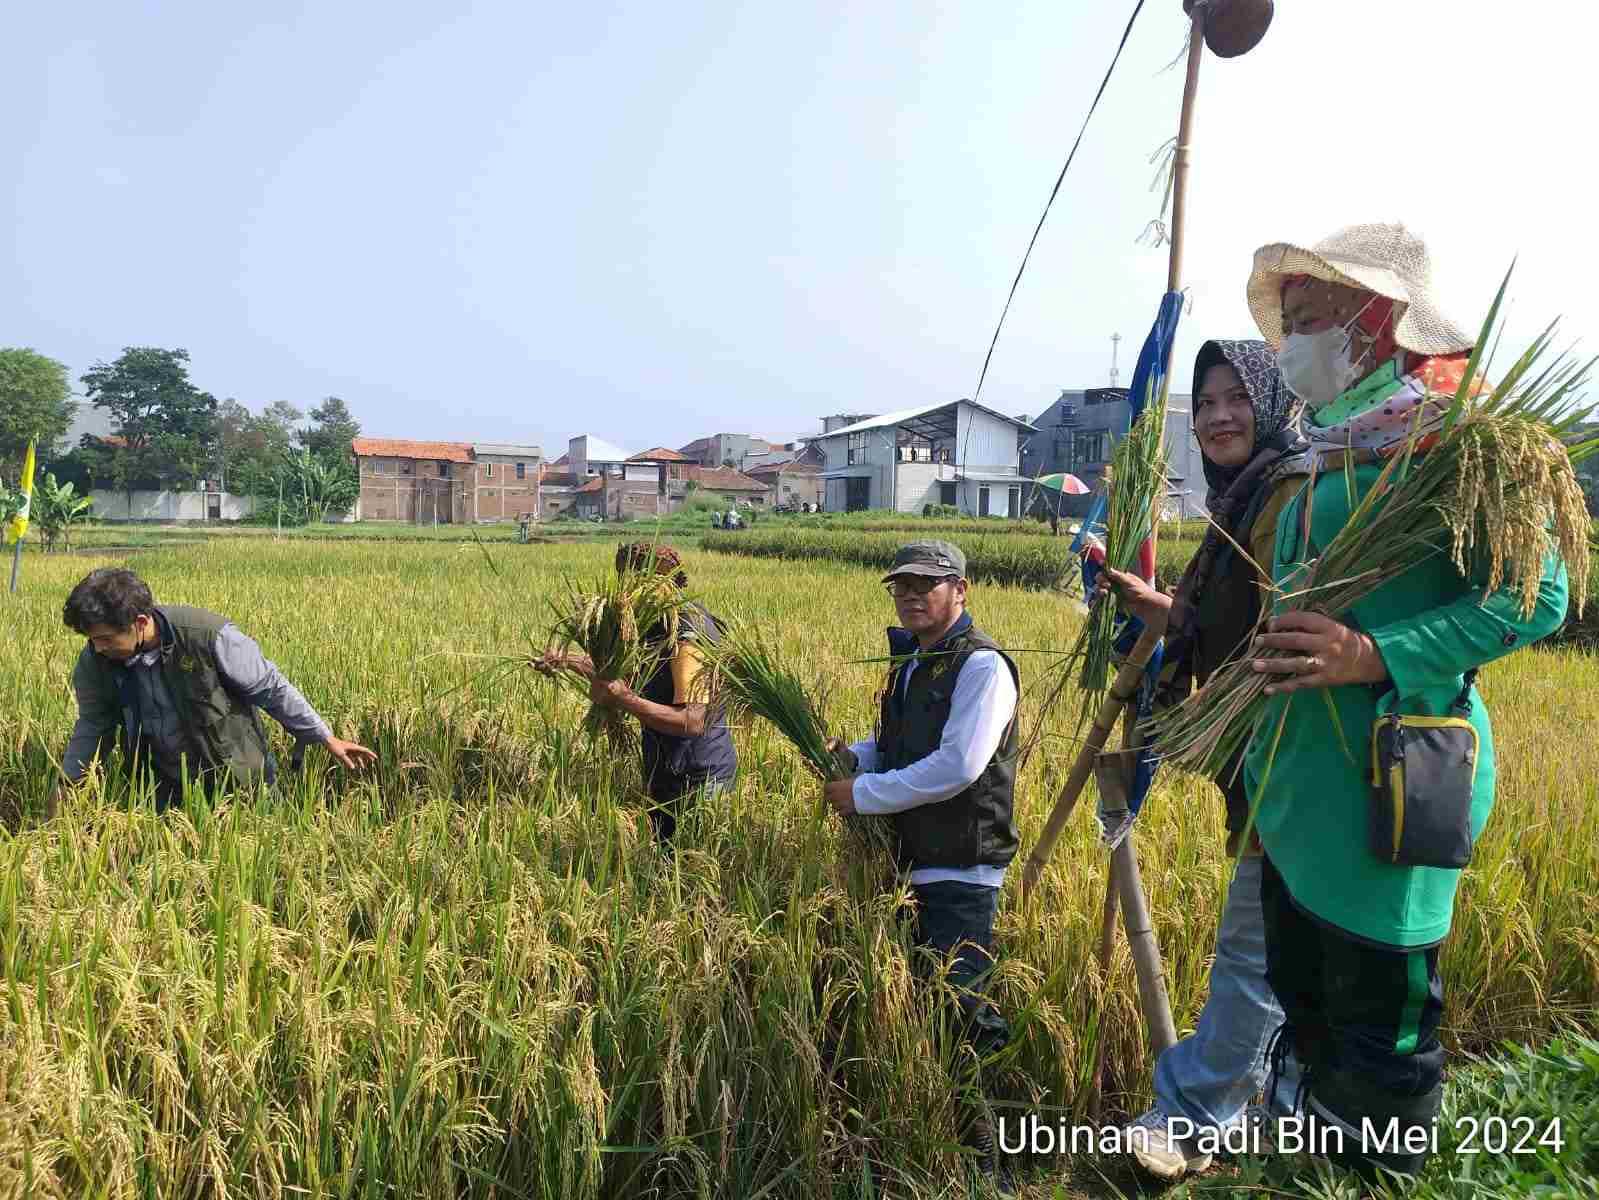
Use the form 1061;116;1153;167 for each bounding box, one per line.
1236;223;1570;1180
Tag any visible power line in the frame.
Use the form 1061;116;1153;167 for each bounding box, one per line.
970;0;1147;409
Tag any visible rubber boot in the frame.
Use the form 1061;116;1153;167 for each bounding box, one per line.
1308;1066;1444;1182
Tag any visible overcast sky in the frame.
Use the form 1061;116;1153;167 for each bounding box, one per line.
7;1;1594;455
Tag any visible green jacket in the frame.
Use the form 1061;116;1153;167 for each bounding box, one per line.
72;605;274;788
1245;464;1569;948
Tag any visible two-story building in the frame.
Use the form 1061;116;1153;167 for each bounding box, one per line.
352;438;474;523
814;400;1037;516
1021;387;1206;519
470;442;544;522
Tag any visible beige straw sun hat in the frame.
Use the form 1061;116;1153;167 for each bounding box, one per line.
1246;222;1474;356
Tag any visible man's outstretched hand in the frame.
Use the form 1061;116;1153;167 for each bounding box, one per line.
323;735;378;770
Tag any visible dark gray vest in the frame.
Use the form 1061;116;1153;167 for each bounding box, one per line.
876;618;1019;870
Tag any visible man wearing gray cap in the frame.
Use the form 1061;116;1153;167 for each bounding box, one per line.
823;539;1020;1188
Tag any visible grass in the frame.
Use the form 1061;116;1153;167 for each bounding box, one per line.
703;529;1198;593
0;539;1594;1198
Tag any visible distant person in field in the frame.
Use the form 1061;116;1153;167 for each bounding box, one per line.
1097;339;1306;1180
56;567;376;812
823;539;1019;1189
535;542;736;842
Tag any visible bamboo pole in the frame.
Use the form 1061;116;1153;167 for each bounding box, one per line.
1086;870;1120;1118
1113;828;1178;1053
1020;623;1161;895
1165;11;1206;296
1019;0;1207;887
1024;2;1212;1073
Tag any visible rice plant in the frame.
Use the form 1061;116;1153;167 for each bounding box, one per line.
544;563;688;744
0;536;1593;1198
699;619;849;784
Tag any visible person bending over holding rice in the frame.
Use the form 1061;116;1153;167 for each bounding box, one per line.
1229;223;1569;1180
1096;339;1307;1180
55;566;376;813
822;540;1020;1190
535;542;737;842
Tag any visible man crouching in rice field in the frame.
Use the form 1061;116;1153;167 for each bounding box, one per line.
823;540;1020;1191
54;567;377;814
536;542;737;843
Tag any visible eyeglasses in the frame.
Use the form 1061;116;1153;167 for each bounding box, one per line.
884;575;956;598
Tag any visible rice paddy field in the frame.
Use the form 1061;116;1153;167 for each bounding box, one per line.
1;537;1596;1199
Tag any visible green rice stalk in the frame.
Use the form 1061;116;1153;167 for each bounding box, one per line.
1030;378;1169;748
698;621;849;788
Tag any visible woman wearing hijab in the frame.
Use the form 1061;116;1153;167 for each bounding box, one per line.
1098;339;1307;1180
1235;223;1569;1180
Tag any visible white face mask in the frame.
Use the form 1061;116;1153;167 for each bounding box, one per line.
1277;298;1379;410
1277;326;1360;410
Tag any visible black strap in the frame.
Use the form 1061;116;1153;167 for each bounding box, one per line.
1451;668;1478;715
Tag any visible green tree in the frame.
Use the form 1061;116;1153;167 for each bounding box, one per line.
225;400;305;498
0;348;75;479
299;395;361;463
80;348;218;495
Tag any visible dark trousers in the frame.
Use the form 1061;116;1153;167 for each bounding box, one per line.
1261;854;1446;1176
143;755;277;815
910;881;1010;1061
647;776;730;843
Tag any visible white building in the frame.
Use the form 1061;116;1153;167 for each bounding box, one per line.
566;434;631;478
814;400;1038;517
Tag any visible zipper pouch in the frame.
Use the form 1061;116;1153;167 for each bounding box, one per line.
1369;699;1479;869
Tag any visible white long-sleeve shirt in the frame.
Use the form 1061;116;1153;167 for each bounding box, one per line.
848;648;1018;888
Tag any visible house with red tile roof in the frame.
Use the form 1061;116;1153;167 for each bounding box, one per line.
351;437;476;523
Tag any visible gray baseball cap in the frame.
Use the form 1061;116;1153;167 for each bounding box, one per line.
881;539;966;581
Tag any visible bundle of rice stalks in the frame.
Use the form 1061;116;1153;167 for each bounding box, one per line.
698;621;850;787
546;566;689;745
1150;279;1595;781
1027;382;1169;752
700;621;897;875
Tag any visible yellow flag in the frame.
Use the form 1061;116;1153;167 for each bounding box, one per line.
5;439;35;544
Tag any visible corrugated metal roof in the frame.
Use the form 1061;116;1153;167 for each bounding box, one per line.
956;471;1036;484
814;400;1037;439
573;434;629;462
473;443;544;457
352;437;474;463
744;458;818;476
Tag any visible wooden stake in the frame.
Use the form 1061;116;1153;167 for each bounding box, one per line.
1113;828;1178;1054
1025;2;1214;1078
1020;623;1161;896
1166;9;1207;296
1086;869;1120;1119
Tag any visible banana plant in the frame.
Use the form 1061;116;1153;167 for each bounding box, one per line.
33;472;93;552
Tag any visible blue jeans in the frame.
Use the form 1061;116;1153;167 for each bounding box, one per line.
1153;853;1301;1129
910;881;1010;1059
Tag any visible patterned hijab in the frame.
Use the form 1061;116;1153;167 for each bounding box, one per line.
1164;340;1305;681
1192;338;1299;500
